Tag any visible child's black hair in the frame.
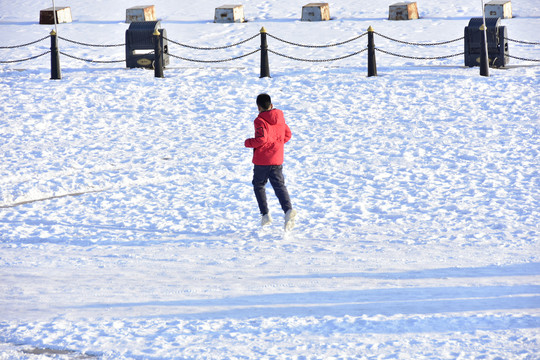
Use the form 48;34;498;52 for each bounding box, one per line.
256;93;272;110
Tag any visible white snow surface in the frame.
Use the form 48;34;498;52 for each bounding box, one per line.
1;0;540;359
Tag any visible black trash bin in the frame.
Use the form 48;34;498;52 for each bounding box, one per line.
125;21;169;69
464;17;508;68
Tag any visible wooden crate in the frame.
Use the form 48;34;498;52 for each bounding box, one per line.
214;5;245;23
301;3;330;21
126;5;156;23
485;0;512;19
389;2;419;20
39;6;72;24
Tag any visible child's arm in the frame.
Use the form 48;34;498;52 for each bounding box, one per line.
245;119;268;148
284;124;292;143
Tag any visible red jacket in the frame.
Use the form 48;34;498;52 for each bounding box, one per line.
245;108;291;165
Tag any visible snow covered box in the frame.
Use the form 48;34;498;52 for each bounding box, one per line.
389;2;419;20
126;5;157;23
214;5;245;23
485;0;512;19
301;3;330;21
39;6;72;24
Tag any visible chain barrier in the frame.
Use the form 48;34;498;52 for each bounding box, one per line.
267;32;368;48
375;48;464;60
503;37;540;62
264;31;464;63
0;35;51;64
374;31;464;46
369;31;465;63
1;29;539;71
168;49;260;63
268;48;368;63
505;37;540;45
264;31;369;64
0;51;51;64
164;33;260;64
59;52;125;63
0;35;50;49
164;32;260;63
164;34;258;50
58;36;124;47
56;35;125;63
507;54;540;62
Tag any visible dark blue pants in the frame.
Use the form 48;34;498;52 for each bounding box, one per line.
252;165;292;215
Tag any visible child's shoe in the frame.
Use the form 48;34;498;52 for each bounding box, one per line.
261;213;272;226
284;209;297;231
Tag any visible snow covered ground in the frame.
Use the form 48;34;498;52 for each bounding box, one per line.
1;0;539;359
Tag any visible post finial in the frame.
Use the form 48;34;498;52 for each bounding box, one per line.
153;29;160;36
260;26;267;33
368;25;374;32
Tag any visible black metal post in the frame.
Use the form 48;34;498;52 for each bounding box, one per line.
260;27;270;78
50;30;61;80
479;24;489;76
367;26;377;77
154;29;164;78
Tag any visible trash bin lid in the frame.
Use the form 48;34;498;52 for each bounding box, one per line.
126;21;162;50
127;21;161;31
468;17;500;28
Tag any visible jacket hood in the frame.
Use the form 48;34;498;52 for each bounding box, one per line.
258;108;283;125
